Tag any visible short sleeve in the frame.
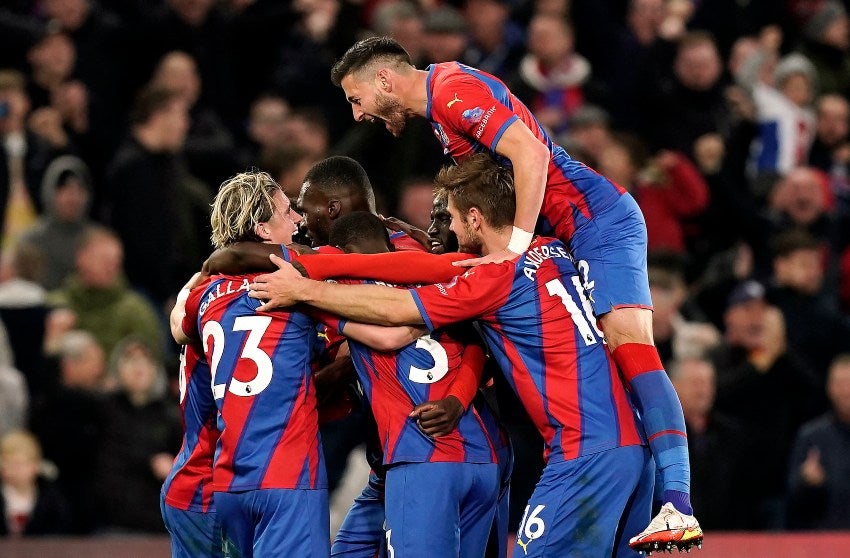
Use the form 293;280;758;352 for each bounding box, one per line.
432;79;519;152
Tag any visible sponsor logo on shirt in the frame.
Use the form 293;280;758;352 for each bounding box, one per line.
474;105;497;139
446;93;463;108
433;123;450;154
462;107;485;125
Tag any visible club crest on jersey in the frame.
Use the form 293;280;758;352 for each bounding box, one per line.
432;123;450;154
462;107;485;124
446;93;463;108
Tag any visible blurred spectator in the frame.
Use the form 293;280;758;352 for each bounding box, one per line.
638;31;732;156
794;0;850;98
422;6;468;65
149;50;239;189
46;226;165;362
0;69;56;248
563;104;612;168
104;87;210;308
670;356;750;530
29;329;105;533
462;0;525;79
25;32;76;110
0;430;70;537
710;280;824;528
0;242;48;398
510;14;596;136
647;252;720;367
93;337;180;533
765;229;850;379
739;47;818;177
244;93;291;165
261;146;320;200
372;1;425;65
597;133;710;255
787;353;850;530
396;177;435;231
0;321;27;440
808;94;850;218
19;155;95;290
282;108;330;159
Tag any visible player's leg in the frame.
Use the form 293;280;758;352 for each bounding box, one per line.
332;471;387;557
160;494;224;558
385;462;466;558
215;491;255;558
485;441;513;558
253;488;330;558
565;193;697;539
512;445;646;557
459;463;499;558
613;447;655;557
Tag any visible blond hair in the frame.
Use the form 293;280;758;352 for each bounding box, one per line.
0;430;42;463
210;171;283;248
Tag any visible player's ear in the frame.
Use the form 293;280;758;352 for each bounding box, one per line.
327;199;342;219
376;69;391;92
255;222;271;241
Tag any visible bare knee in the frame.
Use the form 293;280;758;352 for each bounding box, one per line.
599;307;654;350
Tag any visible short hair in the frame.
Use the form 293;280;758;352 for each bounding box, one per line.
76;225;121;255
0;69;26;93
57;330;101;361
0;430;42;463
434;153;515;229
302;156;376;212
677;30;718;55
331;36;413;86
329;211;390;251
210;171;283;249
772;229;822;259
261;146;314;179
130;86;181;125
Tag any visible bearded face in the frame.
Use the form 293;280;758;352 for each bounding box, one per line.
373;91;409;137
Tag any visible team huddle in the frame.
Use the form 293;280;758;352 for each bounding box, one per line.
160;37;704;557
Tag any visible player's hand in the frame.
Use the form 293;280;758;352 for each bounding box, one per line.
453;248;520;267
379;215;431;251
409;396;464;437
249;253;308;311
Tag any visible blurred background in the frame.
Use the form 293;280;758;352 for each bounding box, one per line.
0;0;849;553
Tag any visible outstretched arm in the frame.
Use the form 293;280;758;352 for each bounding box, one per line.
250;254;424;325
170;272;203;345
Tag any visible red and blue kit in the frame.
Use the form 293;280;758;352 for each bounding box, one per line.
183;274;325;492
410;236;643;463
162;343;218;512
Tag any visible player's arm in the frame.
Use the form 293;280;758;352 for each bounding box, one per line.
170;272;203;345
411;340;486;437
295;251;471;283
307;308;427;351
494;119;551;252
251;255;426;324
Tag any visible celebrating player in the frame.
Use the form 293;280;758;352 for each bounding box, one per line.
330;37;700;549
249;155;662;556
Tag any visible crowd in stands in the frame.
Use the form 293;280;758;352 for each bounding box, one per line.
0;0;849;537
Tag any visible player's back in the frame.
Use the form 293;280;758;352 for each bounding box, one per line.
475;237;643;463
187;274;325;493
162;343;219;512
348;322;496;465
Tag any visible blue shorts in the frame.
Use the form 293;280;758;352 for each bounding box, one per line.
160;494;223;558
566;193;651;315
385;462;498;558
331;471;386;557
216;488;329;558
513;445;653;558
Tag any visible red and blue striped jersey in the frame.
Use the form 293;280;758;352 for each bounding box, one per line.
162;343;219;512
345;317;497;465
183;274;326;492
426;62;626;240
410;237;643;464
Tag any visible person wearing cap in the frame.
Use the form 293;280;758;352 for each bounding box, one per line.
322;35;702;553
709;279;824;528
